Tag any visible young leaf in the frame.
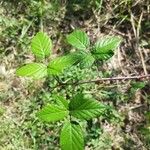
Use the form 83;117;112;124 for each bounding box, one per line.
67;30;90;50
92;36;122;60
53;95;69;109
37;104;69;122
16;63;47;79
48;54;77;75
73;50;95;68
31;32;52;58
60;122;84;150
69;94;106;120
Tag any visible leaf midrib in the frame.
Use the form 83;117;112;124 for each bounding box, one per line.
19;63;46;77
71;34;87;50
95;39;120;52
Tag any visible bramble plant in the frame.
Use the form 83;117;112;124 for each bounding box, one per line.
16;30;122;150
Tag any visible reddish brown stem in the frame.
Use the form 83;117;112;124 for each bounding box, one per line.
74;74;150;85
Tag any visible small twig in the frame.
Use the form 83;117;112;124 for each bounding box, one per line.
60;74;150;86
76;74;150;85
103;26;128;37
130;12;137;37
49;74;150;92
137;12;148;75
129;104;144;110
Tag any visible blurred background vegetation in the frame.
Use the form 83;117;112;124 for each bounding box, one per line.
0;0;150;149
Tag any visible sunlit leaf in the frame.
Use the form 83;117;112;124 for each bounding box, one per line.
48;54;77;75
69;94;106;120
31;32;52;58
16;63;47;79
73;50;95;68
67;30;90;50
37;104;69;122
53;95;69;109
93;36;122;60
60;122;84;150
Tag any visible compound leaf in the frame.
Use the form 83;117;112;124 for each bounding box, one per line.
60;122;84;150
69;94;106;120
37;104;69;122
93;36;122;60
67;30;90;50
31;32;52;58
16;63;47;79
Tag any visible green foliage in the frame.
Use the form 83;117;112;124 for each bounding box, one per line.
131;81;146;90
2;0;149;149
37;94;108;150
92;36;122;60
48;54;77;75
67;30;90;50
0;107;5;117
54;95;69;109
74;50;95;68
69;94;106;120
66;30;122;68
31;32;52;58
16;63;47;79
16;30;121;79
60;122;84;150
16;29;122;150
37;104;69;122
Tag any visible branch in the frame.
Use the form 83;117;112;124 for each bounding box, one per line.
74;74;150;85
51;74;150;91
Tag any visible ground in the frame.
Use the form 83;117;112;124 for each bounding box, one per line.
0;0;150;150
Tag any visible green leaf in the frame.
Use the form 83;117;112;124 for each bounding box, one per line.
74;50;95;68
16;63;47;79
53;95;69;109
69;94;106;120
131;81;146;90
60;122;84;150
0;107;5;117
67;30;90;50
37;104;69;122
31;32;52;58
92;36;122;60
48;54;77;75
